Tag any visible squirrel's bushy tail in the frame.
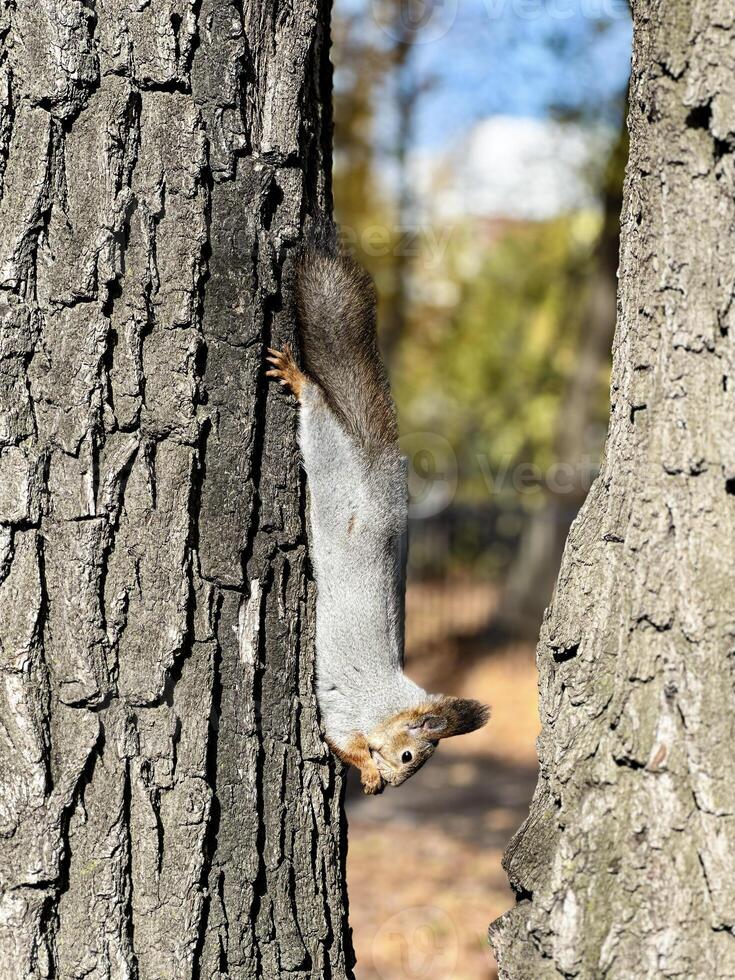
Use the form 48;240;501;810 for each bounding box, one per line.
296;250;399;458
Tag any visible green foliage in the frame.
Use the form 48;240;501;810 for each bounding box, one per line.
392;212;610;503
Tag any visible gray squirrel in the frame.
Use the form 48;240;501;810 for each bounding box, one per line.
266;249;489;795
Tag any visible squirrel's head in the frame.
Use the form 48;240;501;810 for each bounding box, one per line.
367;696;490;789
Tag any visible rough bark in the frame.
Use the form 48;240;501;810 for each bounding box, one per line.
491;2;735;977
0;2;353;978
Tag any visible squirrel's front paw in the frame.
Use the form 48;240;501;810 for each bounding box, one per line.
361;768;385;795
266;344;306;399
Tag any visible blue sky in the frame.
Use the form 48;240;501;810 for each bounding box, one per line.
337;0;633;150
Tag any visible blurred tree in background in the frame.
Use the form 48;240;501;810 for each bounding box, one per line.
332;9;386;244
501;112;629;633
332;0;431;361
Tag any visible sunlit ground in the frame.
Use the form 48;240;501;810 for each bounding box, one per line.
346;582;541;980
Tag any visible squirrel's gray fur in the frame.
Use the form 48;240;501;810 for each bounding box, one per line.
296;252;428;749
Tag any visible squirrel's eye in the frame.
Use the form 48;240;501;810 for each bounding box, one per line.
401;750;413;764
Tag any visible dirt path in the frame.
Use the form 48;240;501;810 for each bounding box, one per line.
346;637;541;980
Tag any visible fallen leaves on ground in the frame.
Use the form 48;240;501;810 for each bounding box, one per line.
346;581;541;980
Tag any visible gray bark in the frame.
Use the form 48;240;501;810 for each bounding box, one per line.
0;2;353;978
491;2;735;977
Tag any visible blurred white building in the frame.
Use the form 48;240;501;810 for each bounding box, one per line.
410;115;611;224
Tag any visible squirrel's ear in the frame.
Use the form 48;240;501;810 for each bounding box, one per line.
420;697;490;740
408;713;448;736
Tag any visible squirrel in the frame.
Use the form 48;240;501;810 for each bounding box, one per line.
266;248;489;795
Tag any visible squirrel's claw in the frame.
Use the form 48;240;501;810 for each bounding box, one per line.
265;345;306;399
361;770;385;795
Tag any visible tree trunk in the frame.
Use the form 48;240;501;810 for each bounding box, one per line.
0;3;353;978
491;3;735;976
500;112;628;638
